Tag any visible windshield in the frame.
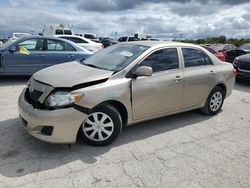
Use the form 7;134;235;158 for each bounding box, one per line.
0;37;25;48
239;44;250;51
0;39;15;48
81;44;149;71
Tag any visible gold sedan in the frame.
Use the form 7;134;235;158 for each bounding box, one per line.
18;41;236;146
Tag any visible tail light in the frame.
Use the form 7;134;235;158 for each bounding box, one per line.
232;68;237;76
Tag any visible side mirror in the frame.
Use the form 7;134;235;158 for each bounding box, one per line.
9;46;17;53
134;66;153;77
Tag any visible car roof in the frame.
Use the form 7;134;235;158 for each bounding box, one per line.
124;41;204;48
11;35;90;52
55;35;93;43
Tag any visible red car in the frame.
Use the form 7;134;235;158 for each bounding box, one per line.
200;45;225;61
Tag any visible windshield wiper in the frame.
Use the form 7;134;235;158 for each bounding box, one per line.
82;63;100;69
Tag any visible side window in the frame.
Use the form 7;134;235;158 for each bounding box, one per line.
118;37;127;42
139;48;179;72
64;30;72;35
65;43;76;51
18;39;44;51
182;48;212;67
47;39;65;51
55;29;63;35
69;37;88;44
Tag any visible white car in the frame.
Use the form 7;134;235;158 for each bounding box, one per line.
76;33;100;43
55;35;103;52
8;33;30;42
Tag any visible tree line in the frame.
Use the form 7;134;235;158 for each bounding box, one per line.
173;36;250;46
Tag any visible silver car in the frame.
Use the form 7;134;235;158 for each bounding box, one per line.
18;41;235;146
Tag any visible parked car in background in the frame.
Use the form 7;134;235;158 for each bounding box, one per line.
8;32;30;42
118;36;140;42
210;44;236;62
225;43;250;63
42;24;74;36
18;41;235;146
99;37;118;48
56;35;103;52
210;44;236;52
0;36;92;75
238;43;250;53
233;54;250;81
76;33;99;43
200;45;225;61
141;38;159;41
226;49;247;63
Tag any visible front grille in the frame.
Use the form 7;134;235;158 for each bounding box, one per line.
25;89;46;109
239;61;250;71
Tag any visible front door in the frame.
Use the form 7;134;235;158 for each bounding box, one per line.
2;38;45;74
132;48;184;120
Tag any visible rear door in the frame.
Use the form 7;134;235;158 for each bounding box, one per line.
181;48;216;108
2;38;45;74
132;47;184;120
44;39;78;68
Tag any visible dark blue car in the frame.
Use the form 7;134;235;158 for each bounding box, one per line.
0;36;92;75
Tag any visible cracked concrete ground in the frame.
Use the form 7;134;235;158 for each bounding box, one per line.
0;77;250;188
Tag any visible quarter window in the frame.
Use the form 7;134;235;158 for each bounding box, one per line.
182;48;212;67
139;48;179;72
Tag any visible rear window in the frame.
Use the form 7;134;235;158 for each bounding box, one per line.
61;37;88;44
84;34;97;39
128;37;140;41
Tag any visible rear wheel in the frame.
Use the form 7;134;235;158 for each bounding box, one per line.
79;105;122;146
201;86;225;115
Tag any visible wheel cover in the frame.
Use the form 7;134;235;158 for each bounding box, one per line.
209;92;223;112
82;112;114;142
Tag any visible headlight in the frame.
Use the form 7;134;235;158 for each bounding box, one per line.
46;91;83;108
233;58;238;66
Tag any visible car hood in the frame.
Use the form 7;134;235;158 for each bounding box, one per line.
32;61;114;88
237;54;250;61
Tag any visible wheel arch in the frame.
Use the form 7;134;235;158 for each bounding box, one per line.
214;83;227;96
92;100;128;127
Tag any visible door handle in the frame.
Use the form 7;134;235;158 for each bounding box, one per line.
174;75;183;83
209;70;215;76
68;54;75;58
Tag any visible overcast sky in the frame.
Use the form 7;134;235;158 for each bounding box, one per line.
0;0;250;39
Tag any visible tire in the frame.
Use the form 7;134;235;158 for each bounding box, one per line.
79;105;122;146
201;86;225;115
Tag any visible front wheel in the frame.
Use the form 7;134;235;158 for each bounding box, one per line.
201;86;225;115
79;105;122;146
